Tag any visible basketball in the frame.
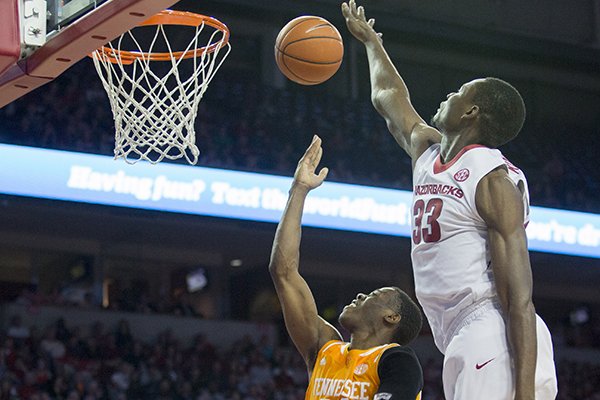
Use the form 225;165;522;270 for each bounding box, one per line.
275;16;344;85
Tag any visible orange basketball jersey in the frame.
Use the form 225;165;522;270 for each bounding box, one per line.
305;340;422;400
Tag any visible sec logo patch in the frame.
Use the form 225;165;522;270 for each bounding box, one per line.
354;363;368;375
454;168;470;182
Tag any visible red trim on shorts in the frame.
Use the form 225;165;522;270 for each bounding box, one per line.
433;144;488;174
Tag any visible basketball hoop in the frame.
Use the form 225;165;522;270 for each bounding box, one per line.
91;10;231;164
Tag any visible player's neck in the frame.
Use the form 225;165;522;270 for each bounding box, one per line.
440;128;481;164
348;330;393;350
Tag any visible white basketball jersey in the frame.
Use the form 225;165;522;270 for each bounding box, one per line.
411;144;530;353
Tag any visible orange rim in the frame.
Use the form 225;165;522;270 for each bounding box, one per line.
94;10;230;64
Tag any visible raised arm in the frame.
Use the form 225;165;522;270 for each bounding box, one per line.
269;136;342;370
342;0;440;162
476;167;537;400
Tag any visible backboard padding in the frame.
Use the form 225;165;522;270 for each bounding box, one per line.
0;0;20;77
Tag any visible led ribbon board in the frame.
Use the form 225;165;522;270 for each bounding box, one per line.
0;144;598;258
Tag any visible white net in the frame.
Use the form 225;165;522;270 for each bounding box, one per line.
91;16;231;164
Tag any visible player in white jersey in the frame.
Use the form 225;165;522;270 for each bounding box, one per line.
342;1;558;399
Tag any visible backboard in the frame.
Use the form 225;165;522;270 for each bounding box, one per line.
0;0;181;108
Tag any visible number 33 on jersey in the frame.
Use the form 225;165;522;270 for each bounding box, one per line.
411;144;528;247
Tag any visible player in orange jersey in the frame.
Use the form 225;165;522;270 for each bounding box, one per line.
269;136;423;400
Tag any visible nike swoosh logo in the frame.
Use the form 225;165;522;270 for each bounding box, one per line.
475;358;495;370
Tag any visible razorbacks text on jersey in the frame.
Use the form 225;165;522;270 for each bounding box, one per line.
305;340;422;400
411;144;529;353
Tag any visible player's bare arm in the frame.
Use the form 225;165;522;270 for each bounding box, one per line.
476;167;537;400
269;136;342;370
342;0;440;163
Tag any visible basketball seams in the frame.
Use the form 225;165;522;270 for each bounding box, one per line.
276;48;341;65
281;36;343;54
285;17;323;33
274;17;328;64
277;45;320;84
276;36;343;65
281;52;319;84
275;48;314;84
306;22;335;33
280;19;338;47
278;17;325;44
275;15;343;85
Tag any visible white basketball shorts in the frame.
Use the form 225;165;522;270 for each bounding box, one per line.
442;311;558;399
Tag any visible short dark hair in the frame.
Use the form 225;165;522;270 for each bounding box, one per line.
389;287;423;345
472;77;526;148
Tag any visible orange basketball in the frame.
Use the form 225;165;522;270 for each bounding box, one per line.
275;16;344;85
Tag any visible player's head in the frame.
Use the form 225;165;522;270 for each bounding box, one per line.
431;77;526;148
338;287;422;345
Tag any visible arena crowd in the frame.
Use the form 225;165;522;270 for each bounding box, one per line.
2;316;599;400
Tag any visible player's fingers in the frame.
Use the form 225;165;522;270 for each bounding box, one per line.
314;146;323;167
306;135;320;159
357;6;365;20
312;135;321;151
368;18;375;27
318;167;329;181
349;0;357;16
312;139;323;165
341;2;349;17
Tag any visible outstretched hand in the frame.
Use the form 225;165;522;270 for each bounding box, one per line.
342;0;382;44
293;135;329;191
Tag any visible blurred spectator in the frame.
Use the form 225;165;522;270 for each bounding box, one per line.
6;316;30;342
40;327;66;360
